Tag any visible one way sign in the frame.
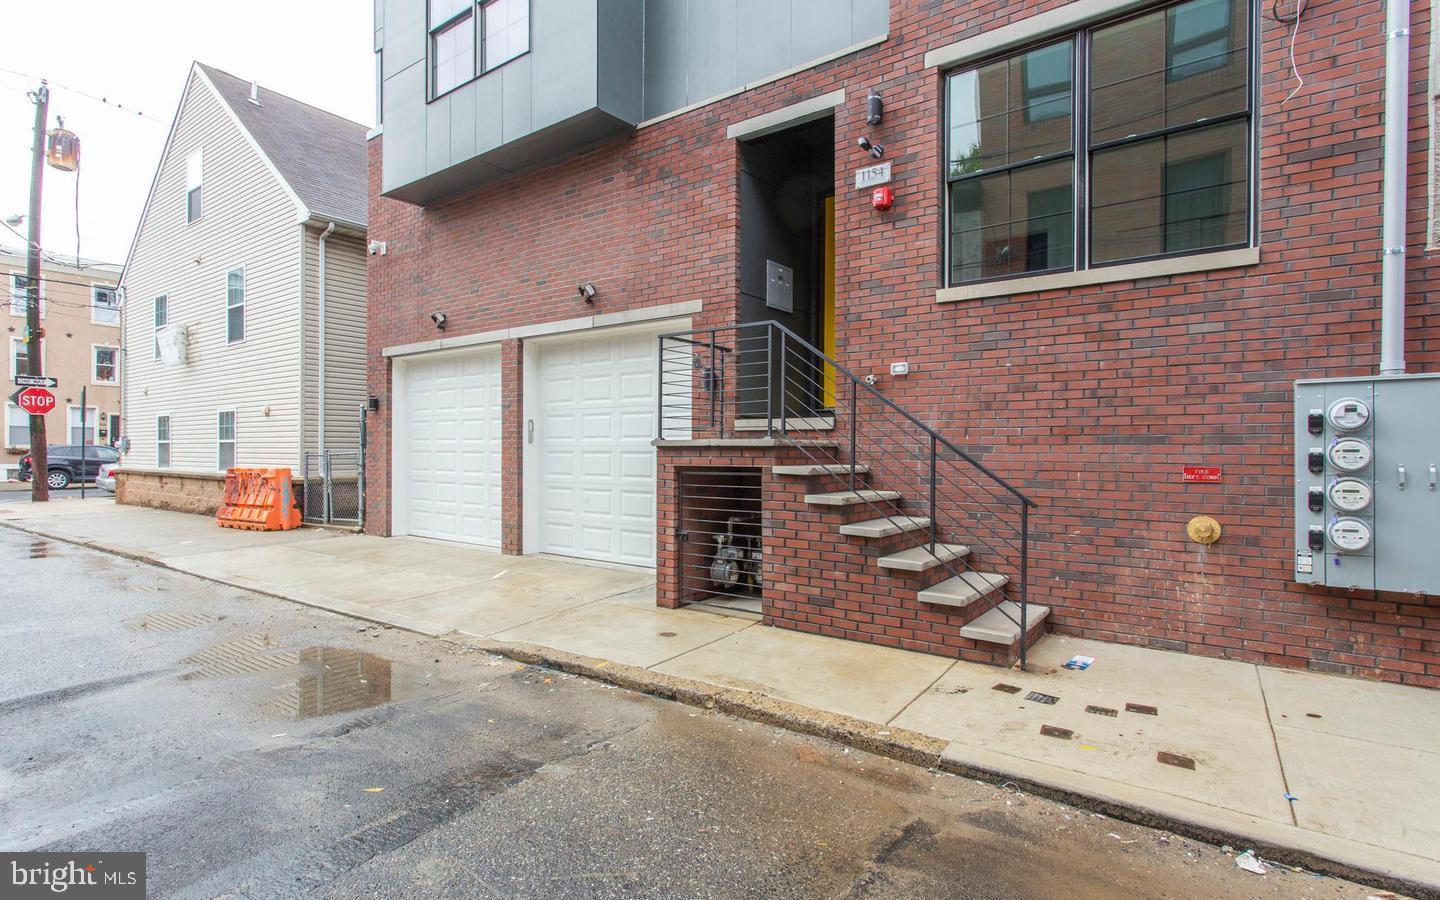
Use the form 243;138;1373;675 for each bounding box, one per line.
14;374;57;388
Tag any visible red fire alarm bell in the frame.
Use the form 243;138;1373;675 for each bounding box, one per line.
871;186;894;210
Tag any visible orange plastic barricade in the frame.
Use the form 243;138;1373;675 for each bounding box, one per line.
216;467;303;532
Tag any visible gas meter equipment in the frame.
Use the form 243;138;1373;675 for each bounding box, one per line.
1325;398;1370;432
1295;374;1440;594
1327;478;1372;512
1327;518;1372;553
1327;438;1372;472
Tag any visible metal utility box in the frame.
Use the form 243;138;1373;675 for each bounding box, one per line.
1294;374;1440;593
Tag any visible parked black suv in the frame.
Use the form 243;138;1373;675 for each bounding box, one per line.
18;445;120;490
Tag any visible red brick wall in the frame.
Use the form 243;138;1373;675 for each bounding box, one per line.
370;0;1440;686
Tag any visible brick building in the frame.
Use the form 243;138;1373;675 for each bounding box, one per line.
366;0;1440;685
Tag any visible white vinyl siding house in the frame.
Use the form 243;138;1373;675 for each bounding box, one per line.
120;63;368;483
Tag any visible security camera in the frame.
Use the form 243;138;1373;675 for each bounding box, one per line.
858;137;872;151
430;311;446;330
577;281;597;303
857;137;884;159
367;240;387;256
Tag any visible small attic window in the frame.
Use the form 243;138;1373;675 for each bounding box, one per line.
185;150;203;224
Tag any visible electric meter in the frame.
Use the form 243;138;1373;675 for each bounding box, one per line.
1328;438;1372;472
1327;517;1372;553
1326;397;1370;432
1327;478;1372;512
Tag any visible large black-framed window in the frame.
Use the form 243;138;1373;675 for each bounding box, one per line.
945;0;1253;287
427;0;530;100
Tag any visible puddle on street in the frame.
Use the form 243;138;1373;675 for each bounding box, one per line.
178;631;420;719
272;647;399;719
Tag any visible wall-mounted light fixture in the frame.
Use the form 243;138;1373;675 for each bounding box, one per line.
577;281;597;304
430;311;447;330
866;91;883;126
367;397;380;412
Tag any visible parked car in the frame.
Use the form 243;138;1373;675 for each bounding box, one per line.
96;463;117;493
18;445;121;490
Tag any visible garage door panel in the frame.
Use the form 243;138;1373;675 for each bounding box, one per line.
536;329;660;566
403;350;503;547
581;489;614;515
581;452;613;477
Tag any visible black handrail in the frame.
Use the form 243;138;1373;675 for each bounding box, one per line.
658;320;1039;668
661;321;1037;508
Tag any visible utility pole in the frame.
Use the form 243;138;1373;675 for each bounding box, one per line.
25;82;50;503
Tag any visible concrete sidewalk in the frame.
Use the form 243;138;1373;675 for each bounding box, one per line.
4;499;1437;895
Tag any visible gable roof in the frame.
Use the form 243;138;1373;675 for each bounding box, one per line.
197;63;368;230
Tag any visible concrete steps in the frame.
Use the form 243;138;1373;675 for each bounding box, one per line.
838;516;931;538
771;463;869;477
878;543;970;573
960;601;1050;646
917;571;1008;609
766;450;1049;664
804;489;902;507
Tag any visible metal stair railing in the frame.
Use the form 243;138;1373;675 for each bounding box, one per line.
658;320;1040;668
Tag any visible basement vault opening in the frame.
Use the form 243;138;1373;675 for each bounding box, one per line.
678;467;763;616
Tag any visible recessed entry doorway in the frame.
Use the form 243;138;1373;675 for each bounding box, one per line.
737;115;836;420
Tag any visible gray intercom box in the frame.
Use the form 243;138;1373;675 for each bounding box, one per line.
1294;373;1440;593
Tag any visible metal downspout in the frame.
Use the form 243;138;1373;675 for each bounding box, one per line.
1381;0;1410;376
317;221;336;452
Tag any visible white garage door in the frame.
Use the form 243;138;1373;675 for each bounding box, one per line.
535;330;658;566
403;349;503;546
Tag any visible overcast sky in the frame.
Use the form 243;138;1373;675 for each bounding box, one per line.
0;0;374;267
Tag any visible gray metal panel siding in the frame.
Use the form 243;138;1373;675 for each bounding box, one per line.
382;61;427;194
851;0;888;41
426;93;452;173
642;0;688;119
532;0;599;130
685;1;738;105
734;0;791;87
641;0;887;120
379;0;887;199
500;54;535;144
597;0;644;123
473;73;504;154
450;81;478;162
383;0;424;80
790;0;852;67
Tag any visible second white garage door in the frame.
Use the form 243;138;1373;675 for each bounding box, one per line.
534;329;658;567
403;349;503;547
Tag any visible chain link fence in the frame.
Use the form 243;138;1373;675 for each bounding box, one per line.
302;449;364;527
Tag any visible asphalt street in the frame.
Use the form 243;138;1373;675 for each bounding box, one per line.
0;526;1378;899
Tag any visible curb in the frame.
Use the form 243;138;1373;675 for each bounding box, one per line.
5;516;1435;899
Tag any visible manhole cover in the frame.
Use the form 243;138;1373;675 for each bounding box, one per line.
1040;724;1073;740
992;683;1021;694
1156;751;1196;770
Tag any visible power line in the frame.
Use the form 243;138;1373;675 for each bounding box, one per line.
0;66;165;125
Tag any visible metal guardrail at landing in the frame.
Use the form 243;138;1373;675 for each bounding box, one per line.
658;320;1038;667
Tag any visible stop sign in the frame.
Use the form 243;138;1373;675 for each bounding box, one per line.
16;387;56;416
